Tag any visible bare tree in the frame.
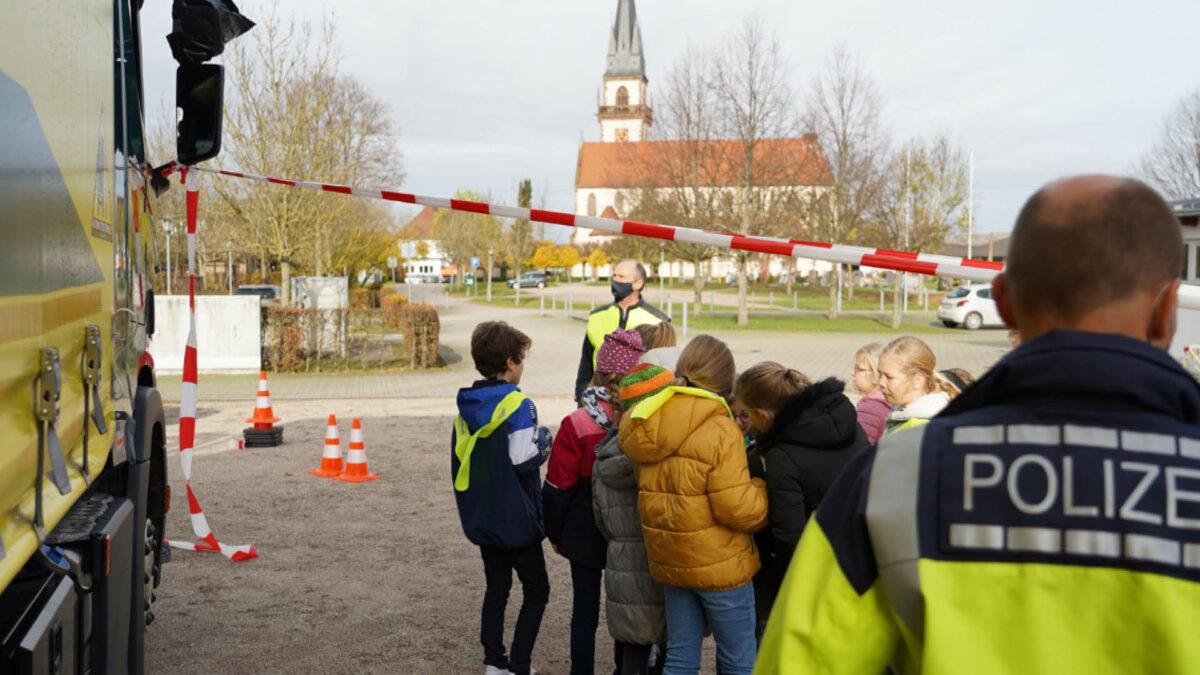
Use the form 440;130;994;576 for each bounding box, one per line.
217;10;403;304
806;46;889;319
867;135;970;328
506;179;534;304
1140;88;1200;200
433;189;501;286
711;18;811;326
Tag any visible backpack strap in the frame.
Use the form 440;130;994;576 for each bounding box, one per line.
454;391;529;492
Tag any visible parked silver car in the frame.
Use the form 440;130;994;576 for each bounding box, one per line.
937;284;1004;330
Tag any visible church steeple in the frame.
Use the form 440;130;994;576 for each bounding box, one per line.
598;0;652;143
605;0;645;77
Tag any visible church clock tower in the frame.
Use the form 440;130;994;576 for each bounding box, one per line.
598;0;652;143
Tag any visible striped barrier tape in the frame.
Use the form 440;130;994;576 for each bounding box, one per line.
169;162;1200;309
164;166;258;562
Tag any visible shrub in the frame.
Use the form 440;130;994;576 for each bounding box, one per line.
381;292;409;330
402;303;440;368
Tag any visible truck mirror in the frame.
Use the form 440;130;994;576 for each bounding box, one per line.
176;64;224;165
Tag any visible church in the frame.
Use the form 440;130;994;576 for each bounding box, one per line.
572;0;834;282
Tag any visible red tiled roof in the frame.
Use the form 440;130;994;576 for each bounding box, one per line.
401;205;436;239
575;137;832;189
600;205;619;219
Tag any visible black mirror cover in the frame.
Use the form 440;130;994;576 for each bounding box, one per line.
166;0;255;66
176;64;224;165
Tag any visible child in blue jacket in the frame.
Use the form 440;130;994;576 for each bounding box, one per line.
453;321;553;675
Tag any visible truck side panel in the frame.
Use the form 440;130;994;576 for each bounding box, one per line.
0;0;119;592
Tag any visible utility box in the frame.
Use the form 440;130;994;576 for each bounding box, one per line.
290;276;348;309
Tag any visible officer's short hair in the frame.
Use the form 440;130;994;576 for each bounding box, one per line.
616;259;648;282
1006;177;1183;321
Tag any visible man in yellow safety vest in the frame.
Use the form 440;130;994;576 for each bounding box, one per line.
575;259;669;401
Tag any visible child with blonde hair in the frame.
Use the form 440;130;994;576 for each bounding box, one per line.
850;343;890;443
618;334;767;674
878;335;961;434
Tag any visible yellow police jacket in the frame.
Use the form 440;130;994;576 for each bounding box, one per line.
755;330;1200;674
575;299;667;399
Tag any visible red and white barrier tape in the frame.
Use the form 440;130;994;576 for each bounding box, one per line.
164;167;258;562
171;162;1200;309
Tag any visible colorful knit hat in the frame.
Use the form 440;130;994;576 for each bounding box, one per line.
620;363;675;410
596;329;644;376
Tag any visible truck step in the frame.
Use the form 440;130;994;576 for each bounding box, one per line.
45;494;114;546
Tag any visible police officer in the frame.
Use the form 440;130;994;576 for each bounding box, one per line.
575;259;668;401
755;176;1200;674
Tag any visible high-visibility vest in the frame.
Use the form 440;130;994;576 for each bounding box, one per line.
452;390;528;491
586;302;666;367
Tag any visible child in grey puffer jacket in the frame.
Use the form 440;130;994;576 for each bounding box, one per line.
592;429;666;675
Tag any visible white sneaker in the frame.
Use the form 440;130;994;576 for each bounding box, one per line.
484;667;512;675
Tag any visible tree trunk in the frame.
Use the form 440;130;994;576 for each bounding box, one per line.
737;257;749;327
693;260;704;316
828;263;840;320
281;258;292;306
847;269;855;299
891;273;902;329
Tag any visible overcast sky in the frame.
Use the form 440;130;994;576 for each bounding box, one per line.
140;0;1199;242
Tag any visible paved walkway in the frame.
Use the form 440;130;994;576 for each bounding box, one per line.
157;289;1013;402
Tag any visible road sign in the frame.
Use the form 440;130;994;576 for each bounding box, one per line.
399;242;416;258
387;257;398;269
470;256;480;269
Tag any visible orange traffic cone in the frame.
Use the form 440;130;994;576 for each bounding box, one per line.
308;414;345;477
243;371;284;447
334;418;379;483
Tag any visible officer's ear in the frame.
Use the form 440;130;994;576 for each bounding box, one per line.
993;273;1018;331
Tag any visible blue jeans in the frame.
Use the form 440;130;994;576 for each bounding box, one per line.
662;583;757;675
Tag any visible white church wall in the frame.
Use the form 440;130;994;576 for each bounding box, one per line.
604;78;645;106
600;119;646;142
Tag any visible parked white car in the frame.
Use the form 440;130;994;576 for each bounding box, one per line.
937;284;1004;330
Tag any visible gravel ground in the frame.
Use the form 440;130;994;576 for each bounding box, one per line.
146;398;720;674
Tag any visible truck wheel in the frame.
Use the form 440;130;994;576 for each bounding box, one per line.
964;312;983;330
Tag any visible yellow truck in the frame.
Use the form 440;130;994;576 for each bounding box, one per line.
0;1;248;671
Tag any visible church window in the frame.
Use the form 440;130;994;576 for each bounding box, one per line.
615;128;629;142
616;86;629;106
587;193;597;217
614;191;626;214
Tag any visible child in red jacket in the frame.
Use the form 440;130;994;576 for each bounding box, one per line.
544;328;644;675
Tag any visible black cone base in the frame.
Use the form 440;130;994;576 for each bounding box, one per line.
243;426;284;447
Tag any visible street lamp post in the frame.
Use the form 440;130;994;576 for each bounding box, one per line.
227;240;234;294
487;248;494;303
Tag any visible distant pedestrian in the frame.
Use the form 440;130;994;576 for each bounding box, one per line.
877;335;960;434
453;321;553;675
576;259;669;401
849;343;889;443
545;329;644;675
619;335;768;675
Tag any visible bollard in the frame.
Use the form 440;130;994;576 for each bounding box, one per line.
591;293;595;311
683;300;689;337
668;297;673;321
710;291;715;314
752;291;756;311
552;295;556;312
565;294;570;319
540;295;545;317
880;288;884;312
793;291;797;311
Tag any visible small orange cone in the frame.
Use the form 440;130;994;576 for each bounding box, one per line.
245;371;283;428
334;418;379;483
308;414;345;477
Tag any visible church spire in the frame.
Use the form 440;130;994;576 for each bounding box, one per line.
605;0;645;77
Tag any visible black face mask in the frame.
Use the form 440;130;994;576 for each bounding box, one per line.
611;280;635;302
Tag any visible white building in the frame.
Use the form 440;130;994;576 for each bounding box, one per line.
572;0;834;283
